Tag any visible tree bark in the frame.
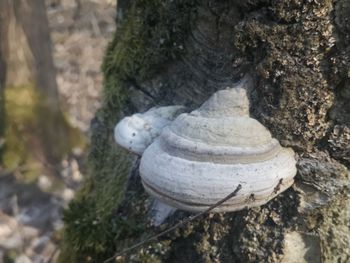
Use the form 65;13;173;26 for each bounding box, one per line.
61;0;350;262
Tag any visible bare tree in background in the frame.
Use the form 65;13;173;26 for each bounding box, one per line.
0;0;7;154
1;0;59;109
0;0;80;174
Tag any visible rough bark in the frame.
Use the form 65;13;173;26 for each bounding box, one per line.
61;0;350;262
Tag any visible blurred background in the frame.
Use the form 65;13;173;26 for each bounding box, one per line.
0;0;116;262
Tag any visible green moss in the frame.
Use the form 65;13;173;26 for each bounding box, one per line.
3;249;17;263
102;0;196;85
59;0;198;261
0;86;5;159
2;84;39;171
1;84;85;182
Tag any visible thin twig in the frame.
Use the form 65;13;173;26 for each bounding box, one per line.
103;184;242;263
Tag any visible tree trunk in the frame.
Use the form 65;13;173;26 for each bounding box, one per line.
0;0;7;155
0;0;82;175
16;0;61;110
61;0;350;262
1;0;59;109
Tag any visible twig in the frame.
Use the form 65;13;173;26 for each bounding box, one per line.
103;184;242;263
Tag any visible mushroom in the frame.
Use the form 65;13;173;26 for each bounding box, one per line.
139;87;297;212
114;106;186;155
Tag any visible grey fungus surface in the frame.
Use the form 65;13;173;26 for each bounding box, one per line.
140;87;297;212
114;106;186;155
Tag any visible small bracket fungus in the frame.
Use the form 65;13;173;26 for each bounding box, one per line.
150;200;177;226
139;87;297;212
114;106;186;155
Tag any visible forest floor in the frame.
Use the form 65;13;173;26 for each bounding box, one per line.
0;1;116;262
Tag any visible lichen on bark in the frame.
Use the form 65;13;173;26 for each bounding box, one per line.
60;0;350;262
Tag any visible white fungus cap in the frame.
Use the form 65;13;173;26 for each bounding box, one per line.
114;106;186;155
140;87;297;212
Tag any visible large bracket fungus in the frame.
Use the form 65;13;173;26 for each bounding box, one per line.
115;85;297;213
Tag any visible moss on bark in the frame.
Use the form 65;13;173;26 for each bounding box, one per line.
2;84;84;181
59;0;198;261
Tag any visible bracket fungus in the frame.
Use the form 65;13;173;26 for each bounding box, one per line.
114;106;186;155
139;87;297;212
